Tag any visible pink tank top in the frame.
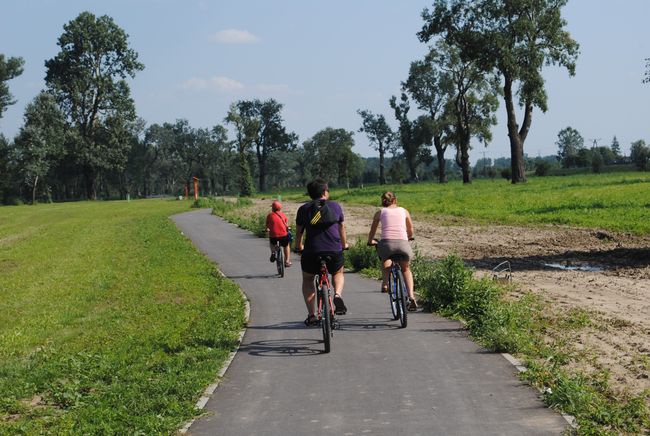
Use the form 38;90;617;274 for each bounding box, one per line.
380;207;408;240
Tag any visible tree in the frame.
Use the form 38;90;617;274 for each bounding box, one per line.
14;92;67;203
0;54;24;119
401;46;454;183
610;136;621;160
389;93;432;182
419;0;579;183
237;99;297;192
45;12;144;199
556;126;585;168
302;127;360;187
630;140;649;171
437;42;499;183
225;103;259;196
644;58;650;84
357;109;393;184
0;134;16;203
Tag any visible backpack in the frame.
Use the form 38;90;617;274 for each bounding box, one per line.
306;199;339;228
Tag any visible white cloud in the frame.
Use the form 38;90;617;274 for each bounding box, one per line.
211;29;259;44
183;76;245;92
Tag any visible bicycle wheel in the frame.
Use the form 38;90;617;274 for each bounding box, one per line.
396;269;408;328
276;246;285;277
388;268;399;320
320;286;332;353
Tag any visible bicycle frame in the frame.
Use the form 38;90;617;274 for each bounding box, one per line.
315;261;335;322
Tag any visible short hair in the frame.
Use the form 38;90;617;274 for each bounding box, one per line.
306;179;328;199
381;191;396;207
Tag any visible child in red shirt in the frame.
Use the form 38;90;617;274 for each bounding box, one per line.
266;201;292;267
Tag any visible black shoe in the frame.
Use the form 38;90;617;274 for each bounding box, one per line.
270;253;276;262
304;314;318;326
333;295;347;315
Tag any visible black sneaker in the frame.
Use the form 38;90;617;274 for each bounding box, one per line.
333;295;347;315
270;253;276;262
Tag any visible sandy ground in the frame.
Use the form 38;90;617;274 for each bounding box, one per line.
246;198;650;398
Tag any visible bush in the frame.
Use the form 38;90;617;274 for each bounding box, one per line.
534;160;551;176
413;254;472;311
346;239;380;271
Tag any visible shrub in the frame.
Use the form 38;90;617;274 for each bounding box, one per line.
413;254;472;311
346;239;380;271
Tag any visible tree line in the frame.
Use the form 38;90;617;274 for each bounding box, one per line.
1;4;648;204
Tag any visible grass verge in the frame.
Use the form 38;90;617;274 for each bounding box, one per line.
0;199;246;434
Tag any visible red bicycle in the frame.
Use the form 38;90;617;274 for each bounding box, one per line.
313;254;336;353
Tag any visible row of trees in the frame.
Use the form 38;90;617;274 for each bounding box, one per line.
355;0;580;185
0;12;369;204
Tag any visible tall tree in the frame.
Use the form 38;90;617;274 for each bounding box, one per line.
556;126;585;168
237;99;297;192
0;54;24;119
402;45;454;183
14;92;67;203
419;0;579;183
45;11;144;199
302;127;360;187
436;42;498;183
357;109;393;185
630;140;649;171
389;93;431;182
610;135;621;160
225;103;259;196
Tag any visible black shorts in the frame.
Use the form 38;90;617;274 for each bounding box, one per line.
300;251;345;275
270;235;291;247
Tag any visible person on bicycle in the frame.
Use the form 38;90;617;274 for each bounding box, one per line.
266;200;292;267
295;179;349;326
367;191;417;311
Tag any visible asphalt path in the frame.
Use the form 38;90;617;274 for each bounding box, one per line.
172;209;567;435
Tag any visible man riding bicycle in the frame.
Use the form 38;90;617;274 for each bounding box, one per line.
295;179;349;326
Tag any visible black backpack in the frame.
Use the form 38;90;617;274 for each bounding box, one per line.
306;199;339;228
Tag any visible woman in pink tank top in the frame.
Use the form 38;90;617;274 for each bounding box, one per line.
367;192;417;311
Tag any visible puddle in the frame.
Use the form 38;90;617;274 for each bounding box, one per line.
543;262;604;272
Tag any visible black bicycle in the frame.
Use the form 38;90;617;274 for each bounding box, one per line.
387;253;409;328
274;241;285;278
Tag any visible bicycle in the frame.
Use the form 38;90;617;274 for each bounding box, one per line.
369;239;413;328
274;241;285;278
313;254;337;353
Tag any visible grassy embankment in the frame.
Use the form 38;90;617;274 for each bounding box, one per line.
328;171;650;235
207;171;650;433
0;199;245;434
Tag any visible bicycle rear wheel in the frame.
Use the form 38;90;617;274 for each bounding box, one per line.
320;286;332;353
396;269;408;328
276;246;285;277
388;269;399;320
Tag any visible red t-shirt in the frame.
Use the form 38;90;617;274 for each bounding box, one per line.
266;211;288;238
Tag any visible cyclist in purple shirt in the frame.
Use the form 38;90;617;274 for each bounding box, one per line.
295;179;349;326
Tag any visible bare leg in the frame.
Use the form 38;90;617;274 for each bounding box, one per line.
331;267;344;296
398;260;415;300
283;244;291;264
269;241;275;255
381;259;392;291
302;272;316;315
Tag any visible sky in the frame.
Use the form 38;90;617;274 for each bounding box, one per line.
1;0;649;164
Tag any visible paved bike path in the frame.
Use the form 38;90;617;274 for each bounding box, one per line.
172;209;567;435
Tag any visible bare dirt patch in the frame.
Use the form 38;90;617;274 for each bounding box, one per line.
244;198;650;397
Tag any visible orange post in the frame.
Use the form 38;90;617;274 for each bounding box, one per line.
193;177;199;201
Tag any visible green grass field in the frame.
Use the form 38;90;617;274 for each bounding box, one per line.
281;172;650;234
0;199;245;434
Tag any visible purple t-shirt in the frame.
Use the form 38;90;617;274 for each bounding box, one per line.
296;200;344;253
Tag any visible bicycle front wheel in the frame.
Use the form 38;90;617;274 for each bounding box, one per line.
396;269;408;328
276;247;285;277
320;286;332;353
